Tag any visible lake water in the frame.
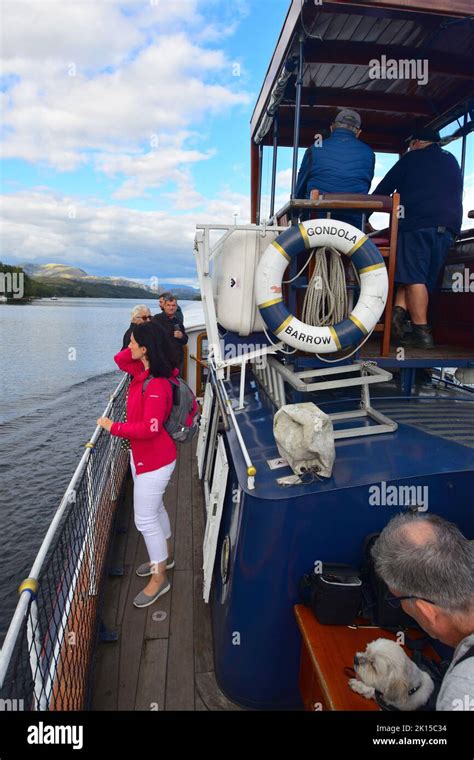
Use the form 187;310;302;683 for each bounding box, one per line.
0;297;195;642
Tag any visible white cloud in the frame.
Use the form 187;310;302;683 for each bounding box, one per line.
1;1;142;69
275;168;292;192
1;1;251;195
163;277;200;288
1;188;251;281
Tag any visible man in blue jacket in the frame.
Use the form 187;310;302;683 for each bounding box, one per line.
295;109;375;229
372;127;463;349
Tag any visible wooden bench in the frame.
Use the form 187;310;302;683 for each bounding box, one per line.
294;604;438;711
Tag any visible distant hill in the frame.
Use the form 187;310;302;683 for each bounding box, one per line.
158;282;201;300
23;263;90;280
17;263;200;300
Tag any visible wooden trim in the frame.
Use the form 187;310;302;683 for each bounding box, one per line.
303;40;473;80
250;141;261;224
382;192;400;357
196;332;208;396
267;122;407;153
298;88;436;116
182;345;188;383
325;0;474;17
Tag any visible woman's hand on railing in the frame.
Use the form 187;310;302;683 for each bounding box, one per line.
97;416;113;432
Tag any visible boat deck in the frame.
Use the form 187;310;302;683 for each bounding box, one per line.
91;377;474;711
361;337;473;363
91;441;241;711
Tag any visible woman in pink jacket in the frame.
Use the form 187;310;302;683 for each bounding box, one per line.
97;322;178;608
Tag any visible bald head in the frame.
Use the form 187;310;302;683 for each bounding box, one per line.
399;518;436;546
371;513;474;613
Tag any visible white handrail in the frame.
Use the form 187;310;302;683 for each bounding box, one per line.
209;361;256;490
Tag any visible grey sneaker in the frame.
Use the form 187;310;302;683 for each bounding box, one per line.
136;558;175;577
133;582;171;608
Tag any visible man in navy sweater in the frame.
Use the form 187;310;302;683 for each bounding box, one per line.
295;109;375;229
152;295;188;373
372;127;463;349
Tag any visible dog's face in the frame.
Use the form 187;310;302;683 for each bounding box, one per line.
353;638;431;709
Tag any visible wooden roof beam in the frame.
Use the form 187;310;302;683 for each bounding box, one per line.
303;40;474;81
264;125;405;152
322;0;474;18
282;89;436;116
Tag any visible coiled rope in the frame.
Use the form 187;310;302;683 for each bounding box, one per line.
302;246;349;326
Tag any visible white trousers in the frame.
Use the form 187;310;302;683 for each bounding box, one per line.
130;453;176;564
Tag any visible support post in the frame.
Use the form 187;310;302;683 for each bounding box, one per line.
270;115;279;219
290;34;305;199
250;141;261;224
460;111;468;178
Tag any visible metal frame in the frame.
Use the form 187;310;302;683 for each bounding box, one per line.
268;358;393;392
269;114;279;219
290;33;304;199
194;223;288;379
264;357;398;438
252;358;286;409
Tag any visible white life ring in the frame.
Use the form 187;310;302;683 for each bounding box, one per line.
255;220;388;353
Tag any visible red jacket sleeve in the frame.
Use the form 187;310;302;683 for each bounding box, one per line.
114;347;143;377
110;378;171;440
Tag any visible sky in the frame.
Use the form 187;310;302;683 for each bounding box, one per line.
1;0;472;289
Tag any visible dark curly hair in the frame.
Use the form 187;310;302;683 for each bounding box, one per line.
131;321;179;378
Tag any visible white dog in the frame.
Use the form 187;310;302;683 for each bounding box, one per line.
348;638;434;711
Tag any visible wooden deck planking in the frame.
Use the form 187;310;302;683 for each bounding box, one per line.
193;572;214;676
92;441;236;711
195;690;209;711
190;440;215;675
362;338;474;360
134;639;169;712
109;475;133;571
175;442;194;571
165;569;195;710
117;569;149;711
195;672;243;711
92;473;132;711
163;455;179;557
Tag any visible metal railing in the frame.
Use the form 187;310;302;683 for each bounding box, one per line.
0;376;130;710
206;359;256;490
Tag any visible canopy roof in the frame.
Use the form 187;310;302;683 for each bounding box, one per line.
251;0;474;153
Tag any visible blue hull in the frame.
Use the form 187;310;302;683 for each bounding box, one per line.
209;379;474;709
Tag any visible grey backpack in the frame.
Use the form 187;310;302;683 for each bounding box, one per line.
143;376;200;443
